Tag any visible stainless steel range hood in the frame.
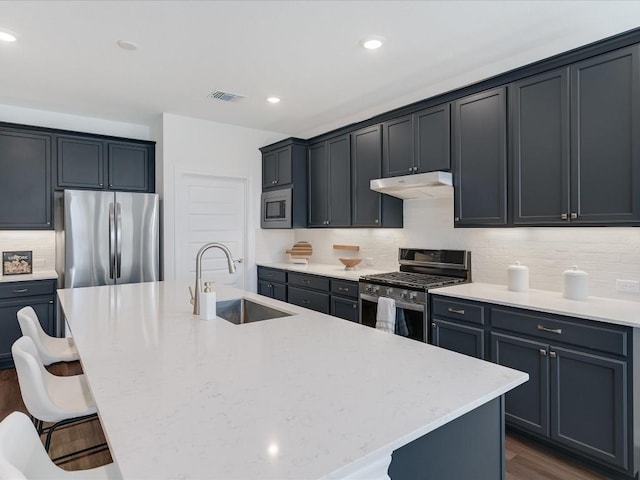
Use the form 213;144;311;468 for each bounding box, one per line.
370;171;453;199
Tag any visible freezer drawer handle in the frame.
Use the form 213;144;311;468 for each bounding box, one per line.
537;325;562;335
12;288;29;293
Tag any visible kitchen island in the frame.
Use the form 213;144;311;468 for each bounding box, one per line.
57;281;527;479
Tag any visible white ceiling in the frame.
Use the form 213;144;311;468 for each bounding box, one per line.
1;1;639;138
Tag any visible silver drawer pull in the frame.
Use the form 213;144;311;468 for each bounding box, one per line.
537;325;562;334
550;351;557;358
338;287;349;292
12;288;29;293
302;280;311;285
302;299;310;304
539;349;547;356
448;307;465;315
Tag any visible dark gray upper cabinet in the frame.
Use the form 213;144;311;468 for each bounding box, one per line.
308;135;351;227
414;103;451;173
108;142;153;191
383;115;414;177
57;136;105;189
570;46;640;225
382;105;451;178
56;136;155;193
0;128;52;229
511;69;570;225
262;145;293;189
351;125;403;227
453;87;508;226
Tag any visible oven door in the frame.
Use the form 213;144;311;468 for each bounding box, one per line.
359;293;427;343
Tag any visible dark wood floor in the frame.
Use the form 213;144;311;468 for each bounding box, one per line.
1;363;608;478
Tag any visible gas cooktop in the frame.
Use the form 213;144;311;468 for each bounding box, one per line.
359;271;467;290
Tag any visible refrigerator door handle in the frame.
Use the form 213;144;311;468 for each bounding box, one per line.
116;202;122;279
109;202;115;279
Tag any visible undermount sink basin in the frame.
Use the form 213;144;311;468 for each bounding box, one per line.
216;298;292;325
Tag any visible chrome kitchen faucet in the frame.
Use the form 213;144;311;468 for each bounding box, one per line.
190;242;237;315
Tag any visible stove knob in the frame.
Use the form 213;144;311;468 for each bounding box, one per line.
365;285;372;293
385;288;392;296
409;292;418;300
401;290;408;300
372;286;380;293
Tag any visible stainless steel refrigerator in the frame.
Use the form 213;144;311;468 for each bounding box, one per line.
60;189;160;288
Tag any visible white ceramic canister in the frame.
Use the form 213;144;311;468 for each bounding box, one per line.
563;265;589;300
507;261;529;292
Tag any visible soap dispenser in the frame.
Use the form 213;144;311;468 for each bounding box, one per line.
200;282;217;320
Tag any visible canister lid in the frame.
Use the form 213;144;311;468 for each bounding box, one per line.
508;261;529;271
563;265;588;277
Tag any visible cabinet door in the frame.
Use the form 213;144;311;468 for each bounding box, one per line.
570;45;640;224
56;136;105;189
550;346;628;469
351;125;383;226
0;297;54;369
271;282;287;302
108;142;151;192
0;129;52;229
431;318;484;359
308;142;329;226
491;332;550;437
383;115;414;177
511;69;570;225
275;146;292;186
327;135;351;226
258;280;272;298
262;151;278;189
414;103;451;173
453;87;507;226
331;296;358;322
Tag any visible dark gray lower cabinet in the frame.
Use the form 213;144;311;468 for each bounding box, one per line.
0;280;56;369
287;286;329;314
550;346;627;469
330;296;358;322
491;332;550;437
258;280;286;302
432;318;484;359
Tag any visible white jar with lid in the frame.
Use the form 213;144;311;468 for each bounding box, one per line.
563;266;589;300
507;261;529;292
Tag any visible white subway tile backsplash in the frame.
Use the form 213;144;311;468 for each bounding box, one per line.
0;231;56;272
290;196;639;302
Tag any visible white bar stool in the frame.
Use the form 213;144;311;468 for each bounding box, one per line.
17;306;79;365
0;411;121;479
11;336;106;460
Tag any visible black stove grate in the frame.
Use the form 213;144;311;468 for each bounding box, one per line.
359;271;467;290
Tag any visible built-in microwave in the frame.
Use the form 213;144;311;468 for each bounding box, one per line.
261;187;292;228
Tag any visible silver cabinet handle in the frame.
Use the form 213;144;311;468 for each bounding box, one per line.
561;213;568;220
537;325;562;334
432;322;436;327
455;217;460;222
550;351;557;358
448;307;465;315
302;299;310;304
539;349;547;356
338;287;349;292
570;213;578;219
352;304;357;309
374;219;379;224
12;288;28;293
302;280;311;285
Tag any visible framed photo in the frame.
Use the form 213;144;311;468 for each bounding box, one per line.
2;251;33;275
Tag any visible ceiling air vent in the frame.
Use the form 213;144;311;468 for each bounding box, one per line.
208;90;246;102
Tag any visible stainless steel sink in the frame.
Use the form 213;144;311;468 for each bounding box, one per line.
216;298;292;325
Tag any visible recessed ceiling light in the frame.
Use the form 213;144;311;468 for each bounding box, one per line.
267;97;281;104
360;36;385;50
0;30;17;42
117;40;138;51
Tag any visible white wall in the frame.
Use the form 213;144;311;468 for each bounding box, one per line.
160;113;292;289
0;104;152;140
295;197;640;302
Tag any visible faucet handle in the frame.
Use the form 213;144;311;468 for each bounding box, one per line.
189;286;195;305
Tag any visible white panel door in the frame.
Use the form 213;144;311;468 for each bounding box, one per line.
175;172;247;289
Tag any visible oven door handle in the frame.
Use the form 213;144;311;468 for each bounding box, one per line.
360;294;425;312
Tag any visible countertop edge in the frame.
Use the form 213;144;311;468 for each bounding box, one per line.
0;270;58;283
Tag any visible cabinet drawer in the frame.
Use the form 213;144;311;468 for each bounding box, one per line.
288;286;330;314
0;280;56;300
492;307;627;357
331;280;358;299
331;296;358;322
431;296;485;325
257;267;286;284
288;272;329;291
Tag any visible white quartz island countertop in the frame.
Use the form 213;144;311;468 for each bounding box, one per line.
58;281;527;480
433;282;640;328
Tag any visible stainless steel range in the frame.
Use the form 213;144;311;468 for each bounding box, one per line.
359;249;471;343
